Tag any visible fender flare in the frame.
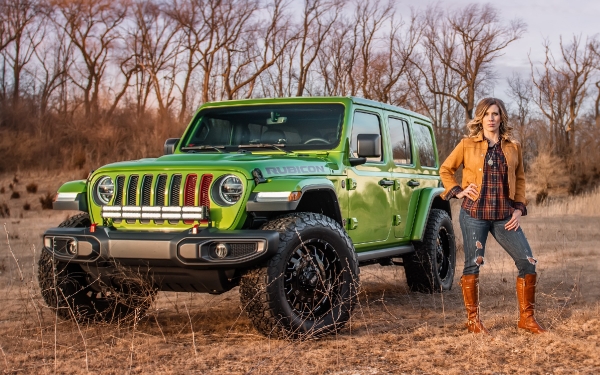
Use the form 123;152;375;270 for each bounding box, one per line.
246;178;343;225
53;180;88;211
410;187;451;242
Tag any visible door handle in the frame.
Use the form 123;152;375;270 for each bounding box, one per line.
407;180;420;187
379;179;394;187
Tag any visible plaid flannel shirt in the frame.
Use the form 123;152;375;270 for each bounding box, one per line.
446;140;527;220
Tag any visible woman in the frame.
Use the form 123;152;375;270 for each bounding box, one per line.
440;97;546;334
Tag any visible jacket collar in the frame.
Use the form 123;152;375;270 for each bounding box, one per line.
474;132;485;142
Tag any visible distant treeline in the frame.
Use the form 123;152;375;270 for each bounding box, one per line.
0;0;599;198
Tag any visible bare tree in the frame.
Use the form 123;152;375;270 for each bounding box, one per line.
353;0;393;99
506;72;535;164
590;40;600;127
595;80;600;128
166;0;213;122
1;0;42;106
293;0;340;96
53;0;128;118
418;3;525;122
130;0;181;121
316;20;354;96
365;11;421;106
31;18;74;117
0;0;19;52
530;36;598;153
220;0;294;100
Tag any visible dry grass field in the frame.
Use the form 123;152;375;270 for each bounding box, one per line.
0;171;599;374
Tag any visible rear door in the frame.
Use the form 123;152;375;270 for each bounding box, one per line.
388;116;421;239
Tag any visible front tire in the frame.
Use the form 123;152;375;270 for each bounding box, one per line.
38;213;156;322
403;209;456;293
239;213;359;339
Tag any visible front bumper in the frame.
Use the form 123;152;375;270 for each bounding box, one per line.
42;226;280;269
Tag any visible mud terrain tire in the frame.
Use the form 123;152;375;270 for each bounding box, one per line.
403;209;456;293
38;213;156;322
239;213;359;339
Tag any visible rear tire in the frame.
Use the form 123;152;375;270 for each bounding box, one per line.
239;213;359;339
38;213;156;323
403;209;456;293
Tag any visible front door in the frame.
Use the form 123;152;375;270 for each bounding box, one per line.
347;111;392;245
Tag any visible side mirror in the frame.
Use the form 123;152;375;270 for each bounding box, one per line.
164;138;180;155
356;134;381;158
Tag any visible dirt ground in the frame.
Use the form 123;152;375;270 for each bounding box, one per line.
0;172;599;374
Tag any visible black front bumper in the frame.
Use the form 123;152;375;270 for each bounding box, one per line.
42;226;280;294
42;226;280;269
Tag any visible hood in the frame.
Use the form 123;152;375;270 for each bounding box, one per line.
93;153;341;179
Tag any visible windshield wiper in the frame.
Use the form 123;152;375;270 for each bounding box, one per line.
180;145;228;153
237;143;293;154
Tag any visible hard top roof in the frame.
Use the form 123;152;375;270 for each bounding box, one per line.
199;96;432;124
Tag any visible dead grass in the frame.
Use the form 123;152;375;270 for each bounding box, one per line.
0;172;599;374
530;187;600;217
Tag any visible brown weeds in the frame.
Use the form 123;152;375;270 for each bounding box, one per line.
0;172;599;374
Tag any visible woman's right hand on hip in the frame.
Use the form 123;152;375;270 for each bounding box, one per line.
457;183;479;200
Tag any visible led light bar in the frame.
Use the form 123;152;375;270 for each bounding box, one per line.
182;214;204;220
101;206;207;221
141;213;162;219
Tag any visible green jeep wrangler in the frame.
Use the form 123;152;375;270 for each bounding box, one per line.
39;97;456;338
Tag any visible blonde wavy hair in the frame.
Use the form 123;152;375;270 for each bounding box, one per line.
466;98;514;142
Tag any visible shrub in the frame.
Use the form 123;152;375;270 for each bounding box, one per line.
0;187;4;194
40;192;54;210
26;183;38;193
23;202;31;211
12;175;19;184
10;191;20;199
0;203;9;218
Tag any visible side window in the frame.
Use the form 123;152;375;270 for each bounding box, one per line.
351;111;382;163
388;117;412;165
413;123;436;168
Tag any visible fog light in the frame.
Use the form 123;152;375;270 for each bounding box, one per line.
215;243;229;259
67;240;78;255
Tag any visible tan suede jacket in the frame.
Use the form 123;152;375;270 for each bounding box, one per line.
440;133;527;205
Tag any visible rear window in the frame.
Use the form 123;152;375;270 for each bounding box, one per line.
413;123;436;168
388;117;412;165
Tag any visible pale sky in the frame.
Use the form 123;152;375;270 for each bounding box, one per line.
398;0;600;101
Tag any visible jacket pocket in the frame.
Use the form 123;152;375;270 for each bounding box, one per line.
462;169;475;185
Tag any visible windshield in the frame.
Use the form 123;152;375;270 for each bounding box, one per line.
181;104;345;152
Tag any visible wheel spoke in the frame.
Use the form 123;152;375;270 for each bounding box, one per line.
284;238;341;319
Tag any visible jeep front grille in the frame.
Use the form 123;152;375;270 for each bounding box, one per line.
101;173;212;224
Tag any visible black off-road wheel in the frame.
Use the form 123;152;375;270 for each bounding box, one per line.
403;209;456;293
38;213;156;323
239;213;359;339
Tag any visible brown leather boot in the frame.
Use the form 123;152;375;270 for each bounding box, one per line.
516;273;547;334
460;274;489;334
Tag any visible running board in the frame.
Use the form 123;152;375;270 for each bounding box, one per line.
356;245;414;263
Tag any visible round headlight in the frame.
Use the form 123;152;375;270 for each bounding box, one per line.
95;176;114;205
214;175;243;206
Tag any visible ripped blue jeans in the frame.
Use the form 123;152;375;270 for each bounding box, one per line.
459;209;536;277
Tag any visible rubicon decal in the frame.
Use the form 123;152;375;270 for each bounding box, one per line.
265;166;326;175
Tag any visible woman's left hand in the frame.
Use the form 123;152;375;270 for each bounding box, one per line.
505;209;522;231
